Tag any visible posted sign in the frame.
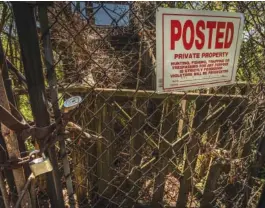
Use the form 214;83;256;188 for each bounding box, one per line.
156;8;244;93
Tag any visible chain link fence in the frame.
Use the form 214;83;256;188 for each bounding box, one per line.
1;1;265;208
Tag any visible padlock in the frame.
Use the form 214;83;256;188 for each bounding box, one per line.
29;152;53;177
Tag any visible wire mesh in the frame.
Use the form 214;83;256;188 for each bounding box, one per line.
1;1;265;208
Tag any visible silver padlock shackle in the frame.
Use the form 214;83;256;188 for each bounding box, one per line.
29;150;46;160
29;150;40;158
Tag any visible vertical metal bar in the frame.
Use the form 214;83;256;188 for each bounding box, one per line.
0;53;32;208
0;38;17;203
0;38;31;180
11;3;65;207
0;39;28;160
0;53;16;105
38;4;76;207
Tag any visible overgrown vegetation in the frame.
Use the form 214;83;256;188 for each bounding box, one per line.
0;2;265;208
0;2;264;118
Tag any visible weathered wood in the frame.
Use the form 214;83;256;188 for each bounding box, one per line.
201;99;239;206
200;160;224;208
127;98;146;205
178;99;188;138
176;98;210;208
146;98;163;133
15;86;250;101
198;99;223;179
72;95;97;206
223;99;247;208
141;38;156;90
12;2;64;207
83;95;98;206
0;132;10;208
175;99;188;171
241;108;264;207
71;136;89;205
199;99;246;208
218;100;238;149
151;97;179;208
97;98;115;200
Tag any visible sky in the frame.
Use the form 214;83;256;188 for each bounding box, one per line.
72;2;130;26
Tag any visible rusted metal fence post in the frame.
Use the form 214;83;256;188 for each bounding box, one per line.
0;38;18;203
0;39;31;179
12;2;65;207
0;57;32;207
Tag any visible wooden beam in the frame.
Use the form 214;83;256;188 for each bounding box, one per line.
151;97;179;207
127;98;146;205
15;86;249;101
176;98;210;207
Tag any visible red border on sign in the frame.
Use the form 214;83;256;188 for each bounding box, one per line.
162;14;242;90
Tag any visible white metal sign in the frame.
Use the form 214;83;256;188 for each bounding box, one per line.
156;8;244;93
